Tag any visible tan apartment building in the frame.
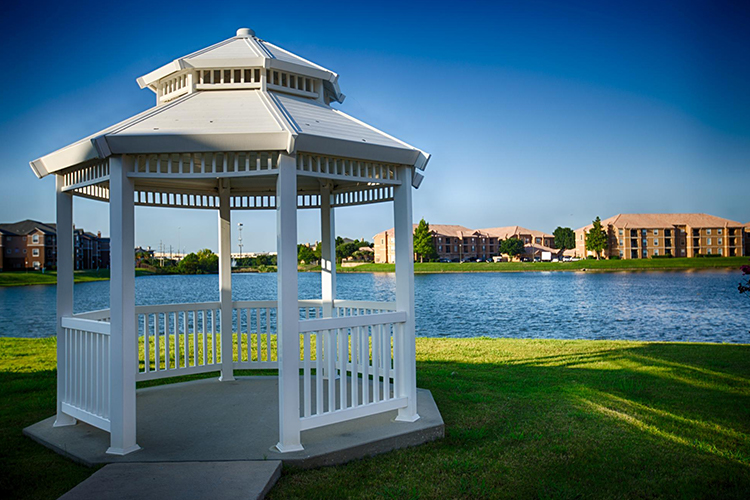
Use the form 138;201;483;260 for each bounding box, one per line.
373;224;556;263
745;223;750;256
574;213;746;259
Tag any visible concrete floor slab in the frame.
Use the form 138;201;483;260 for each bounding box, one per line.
24;377;443;469
58;461;281;500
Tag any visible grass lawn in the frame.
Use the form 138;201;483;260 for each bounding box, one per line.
0;269;158;287
1;337;749;499
344;256;750;274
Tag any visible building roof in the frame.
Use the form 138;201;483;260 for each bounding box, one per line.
29;28;430;180
575;213;744;232
0;220;56;236
479;226;553;239
375;224;552;240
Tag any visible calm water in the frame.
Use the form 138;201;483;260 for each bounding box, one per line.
1;271;748;343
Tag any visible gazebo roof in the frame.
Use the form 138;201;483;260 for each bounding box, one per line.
29;28;430;183
136;28;345;104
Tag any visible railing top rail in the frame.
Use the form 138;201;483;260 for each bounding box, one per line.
72;308;111;320
232;300;279;308
136;302;221;314
61;316;111;335
298;310;406;333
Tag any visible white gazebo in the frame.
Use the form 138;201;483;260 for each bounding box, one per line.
31;28;429;455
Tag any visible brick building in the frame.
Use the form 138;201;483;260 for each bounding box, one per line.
574;214;746;259
373;224;556;263
0;220;109;271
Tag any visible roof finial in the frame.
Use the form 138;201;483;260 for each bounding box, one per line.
236;27;255;38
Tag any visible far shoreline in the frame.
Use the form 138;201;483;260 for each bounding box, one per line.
0;256;746;287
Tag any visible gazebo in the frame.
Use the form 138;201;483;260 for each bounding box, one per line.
30;28;430;456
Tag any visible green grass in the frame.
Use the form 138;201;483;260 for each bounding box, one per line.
2;337;750;499
0;269;157;287
343;256;750;273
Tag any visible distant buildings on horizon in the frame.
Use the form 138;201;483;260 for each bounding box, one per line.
0;220;110;271
374;214;750;263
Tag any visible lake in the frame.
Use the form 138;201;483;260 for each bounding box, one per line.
1;271;748;343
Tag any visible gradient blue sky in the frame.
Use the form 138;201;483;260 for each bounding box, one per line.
1;0;748;253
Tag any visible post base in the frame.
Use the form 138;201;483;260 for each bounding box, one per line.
275;442;304;453
106;444;141;456
395;412;421;423
53;414;77;427
219;373;235;382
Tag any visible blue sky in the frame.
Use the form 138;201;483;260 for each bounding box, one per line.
1;0;748;253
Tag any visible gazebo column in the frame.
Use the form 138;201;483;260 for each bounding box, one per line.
320;182;336;317
107;155;140;455
218;179;235;381
276;154;303;452
394;167;420;422
54;175;76;427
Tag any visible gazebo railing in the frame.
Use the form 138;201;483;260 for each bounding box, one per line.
59;316;111;432
135;302;222;381
60;299;401;433
298;310;407;430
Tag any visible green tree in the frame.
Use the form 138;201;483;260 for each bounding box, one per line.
500;238;526;261
298;244;316;264
413;218;438;263
553;227;575;250
178;253;199;274
585;217;608;260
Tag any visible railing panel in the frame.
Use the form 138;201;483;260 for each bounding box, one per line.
60;317;111;432
135;302;221;381
298;310;406;432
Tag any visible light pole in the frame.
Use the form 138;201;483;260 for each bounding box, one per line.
177;227;181;260
238;223;244;259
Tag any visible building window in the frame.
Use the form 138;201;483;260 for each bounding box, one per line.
438;245;442;252
33;261;40;269
32;235;39;243
681;249;685;255
642;229;647;236
618;229;623;236
654;239;659;246
32;249;40;257
707;238;712;245
707;249;712;254
619;251;623;257
718;229;722;235
654;249;659;256
619;239;623;245
718;248;723;255
707;229;712;235
23;249;26;254
653;229;659;235
642;239;647;246
381;238;384;244
718;238;723;245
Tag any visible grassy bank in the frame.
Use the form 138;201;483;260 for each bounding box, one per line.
343;256;749;273
2;337;749;499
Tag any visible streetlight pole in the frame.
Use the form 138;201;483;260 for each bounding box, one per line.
238;223;244;259
177;227;181;260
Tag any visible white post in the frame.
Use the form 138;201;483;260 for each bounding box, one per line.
107;155;140;455
218;179;235;381
394;167;420;422
54;175;76;427
320;182;336;317
275;154;303;452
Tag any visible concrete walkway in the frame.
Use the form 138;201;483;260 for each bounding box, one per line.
58;461;281;500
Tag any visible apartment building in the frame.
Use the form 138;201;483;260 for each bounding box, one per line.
0;220;109;271
373;224;556;263
574;214;746;259
745;223;750;257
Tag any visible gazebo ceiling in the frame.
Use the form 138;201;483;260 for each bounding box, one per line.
29;27;429;201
